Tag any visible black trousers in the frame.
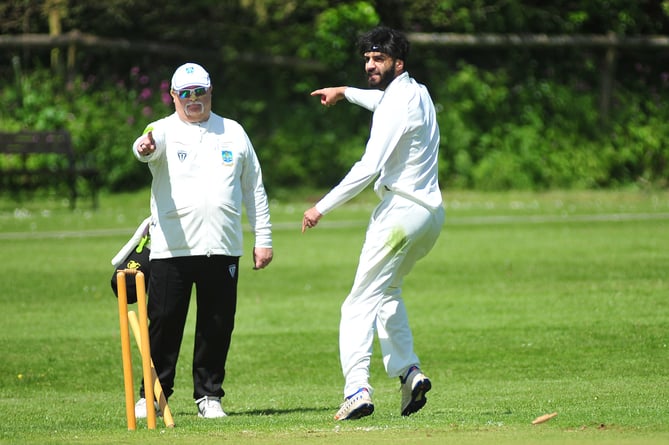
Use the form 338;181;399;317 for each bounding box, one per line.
140;255;239;401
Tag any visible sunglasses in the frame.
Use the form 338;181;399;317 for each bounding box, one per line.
175;87;208;99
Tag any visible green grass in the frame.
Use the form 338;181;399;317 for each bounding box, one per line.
0;188;668;444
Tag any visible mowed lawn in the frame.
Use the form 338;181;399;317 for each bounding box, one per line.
0;189;667;445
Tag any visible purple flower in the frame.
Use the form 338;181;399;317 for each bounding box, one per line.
131;66;140;77
127;116;136;125
161;92;172;105
142;106;153;117
160;80;170;91
140;75;150;85
139;88;152;101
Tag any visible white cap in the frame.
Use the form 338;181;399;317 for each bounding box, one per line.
171;63;211;90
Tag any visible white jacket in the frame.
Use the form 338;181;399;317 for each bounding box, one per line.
133;112;272;259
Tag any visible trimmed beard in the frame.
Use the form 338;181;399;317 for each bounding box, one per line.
368;61;396;90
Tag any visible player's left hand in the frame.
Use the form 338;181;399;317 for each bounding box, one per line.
302;207;323;233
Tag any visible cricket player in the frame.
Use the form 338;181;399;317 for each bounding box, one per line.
303;26;445;420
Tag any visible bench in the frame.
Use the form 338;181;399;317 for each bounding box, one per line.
0;130;100;209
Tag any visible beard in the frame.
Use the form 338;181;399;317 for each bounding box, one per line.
367;62;396;90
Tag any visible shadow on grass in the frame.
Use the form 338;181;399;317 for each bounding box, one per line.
230;406;333;416
164;406;333;418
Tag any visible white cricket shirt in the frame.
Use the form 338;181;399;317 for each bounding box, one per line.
315;72;442;215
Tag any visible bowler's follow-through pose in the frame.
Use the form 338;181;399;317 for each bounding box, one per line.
303;27;445;420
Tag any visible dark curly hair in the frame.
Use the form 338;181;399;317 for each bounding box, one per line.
357;26;410;62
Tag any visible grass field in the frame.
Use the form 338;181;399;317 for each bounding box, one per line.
0;188;668;445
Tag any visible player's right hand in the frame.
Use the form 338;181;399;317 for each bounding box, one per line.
137;131;156;156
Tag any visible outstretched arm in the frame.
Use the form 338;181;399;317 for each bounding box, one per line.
310;87;347;107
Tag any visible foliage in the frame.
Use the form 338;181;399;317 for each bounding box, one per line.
425;58;669;190
399;0;669;33
3;58;669;192
311;2;380;68
1;2;669;192
0;60;173;191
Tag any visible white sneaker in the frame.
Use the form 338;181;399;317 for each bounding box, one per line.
400;366;431;416
134;397;161;419
334;388;374;421
196;396;227;418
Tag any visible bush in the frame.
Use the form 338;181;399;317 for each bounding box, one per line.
432;61;669;190
2;60;668;192
0;62;173;191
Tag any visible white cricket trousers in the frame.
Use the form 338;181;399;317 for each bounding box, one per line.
339;192;445;397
